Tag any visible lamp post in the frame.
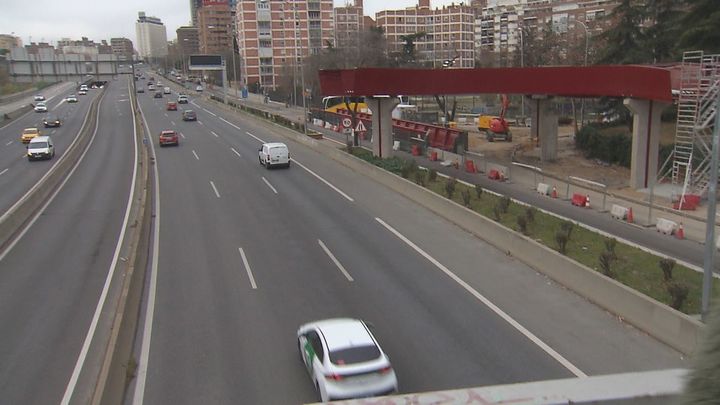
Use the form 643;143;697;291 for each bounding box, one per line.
517;26;525;121
576;20;590;128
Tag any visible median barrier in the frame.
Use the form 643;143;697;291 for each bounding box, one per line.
610;204;629;220
656;218;678;235
536;182;550;196
204;92;705;356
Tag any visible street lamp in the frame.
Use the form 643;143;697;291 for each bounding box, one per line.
576;20;590;128
517;26;525;121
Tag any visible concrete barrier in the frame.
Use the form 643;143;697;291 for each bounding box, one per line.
611;204;629;220
1;104;33;126
656;218;678;235
207;95;705;356
537;182;550;196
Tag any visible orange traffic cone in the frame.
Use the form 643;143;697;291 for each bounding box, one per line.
585;194;591;208
551;186;558;198
675;222;685;239
626;207;634;223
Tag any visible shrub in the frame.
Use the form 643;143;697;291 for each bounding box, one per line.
659;258;676;282
555;230;569;254
414;171;426;186
604;237;617;258
493;203;502;221
400;159;417;178
445;177;457;199
346;142;354;153
560;221;574;240
428;169;438;182
525;207;536;224
475;184;483;199
499;196;511;213
461;189;471;207
599;251;616;278
666;281;689;310
517;215;528;235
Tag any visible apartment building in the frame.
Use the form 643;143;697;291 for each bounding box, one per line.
111;38;134;61
334;0;367;52
235;0;334;90
197;0;234;54
135;12;168;59
375;0;475;68
177;26;200;56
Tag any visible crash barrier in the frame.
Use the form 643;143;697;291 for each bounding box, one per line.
1;104;33;126
537;182;550;196
656;218;678;235
206;93;705;357
0;88;106;252
610;204;629;220
673;194;700;211
571;193;588;207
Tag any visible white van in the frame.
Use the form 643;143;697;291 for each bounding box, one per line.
27;136;55;161
258;142;290;169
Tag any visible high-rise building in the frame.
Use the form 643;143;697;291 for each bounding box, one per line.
111;37;134;61
135;11;168;59
236;0;334;91
376;0;475;68
197;0;233;54
177;26;200;57
0;34;22;51
190;0;203;26
333;0;366;52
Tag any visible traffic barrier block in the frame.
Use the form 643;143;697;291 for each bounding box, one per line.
656;218;678;235
571;193;587;207
465;160;477;173
551;186;558;198
488;169;501;180
673;194;700;210
610;204;628;220
536;183;550;196
430;151;438;161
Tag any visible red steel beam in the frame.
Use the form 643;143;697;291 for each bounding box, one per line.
319;66;672;102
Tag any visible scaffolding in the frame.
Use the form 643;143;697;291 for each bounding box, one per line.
671;50;720;196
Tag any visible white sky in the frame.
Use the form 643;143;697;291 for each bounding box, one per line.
1;0;461;47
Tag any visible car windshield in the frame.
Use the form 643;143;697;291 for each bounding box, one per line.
328;345;381;365
30;142;48;148
161;132;175;137
24;129;37;134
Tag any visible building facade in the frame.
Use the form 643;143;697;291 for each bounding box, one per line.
333;0;366;52
197;0;234;54
0;34;23;51
111;38;135;61
135;11;168;59
375;0;475;68
177;26;200;57
235;0;334;90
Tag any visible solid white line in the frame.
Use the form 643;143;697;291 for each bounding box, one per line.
374;217;588;379
238;248;258;289
5;141;12;146
211;130;219;138
192;150;199;160
179;132;186;139
170;120;176;126
210;180;220;198
318;239;354;281
245;131;263;143
292;159;354;202
61;84;139;403
164;113;168;117
261;176;278;194
52;98;67;110
132;81;162;405
325;137;345;146
231;147;241;158
198;121;204;126
0;168;8;176
203;108;217;116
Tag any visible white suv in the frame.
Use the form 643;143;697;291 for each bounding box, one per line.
27;136;55;161
258;142;290;169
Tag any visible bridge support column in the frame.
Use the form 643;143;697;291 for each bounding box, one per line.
367;97;399;158
530;97;558;162
624;98;670;189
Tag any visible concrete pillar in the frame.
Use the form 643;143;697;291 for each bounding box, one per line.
530;97;558;162
366;97;399;158
624;98;670;189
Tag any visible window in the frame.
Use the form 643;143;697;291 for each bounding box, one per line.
329;345;380;365
307;331;324;361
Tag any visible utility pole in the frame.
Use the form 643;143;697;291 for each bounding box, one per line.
702;91;720;321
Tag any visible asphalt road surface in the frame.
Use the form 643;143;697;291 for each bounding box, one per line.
129;83;686;404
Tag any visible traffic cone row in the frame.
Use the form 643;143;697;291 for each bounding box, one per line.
585;194;591;208
675;222;685;240
551;186;558;198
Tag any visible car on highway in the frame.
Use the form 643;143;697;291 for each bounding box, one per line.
21;127;41;143
182;110;197;121
78;89;87;95
148;84;156;91
66;94;78;102
158;130;179;147
297;318;397;402
196;85;203;92
177;94;188;104
26;136;55;161
163;87;171;94
80;84;88;91
154;91;163;99
258;142;290;169
34;102;48;113
166;101;177;111
43;114;62;127
34;95;45;101
136;87;144;93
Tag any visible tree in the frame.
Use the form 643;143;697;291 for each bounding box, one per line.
682;307;720;404
597;0;649;64
677;0;720;54
645;0;683;62
394;32;426;67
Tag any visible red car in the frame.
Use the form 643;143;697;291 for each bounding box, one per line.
159;130;179;147
166;101;177;111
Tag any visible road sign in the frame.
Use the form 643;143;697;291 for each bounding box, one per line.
342;118;352;128
355;120;366;132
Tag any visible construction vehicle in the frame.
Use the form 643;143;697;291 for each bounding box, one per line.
478;94;512;142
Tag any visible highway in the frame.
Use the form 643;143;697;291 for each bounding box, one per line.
129;79;686;404
0;84;100;216
0;79;136;404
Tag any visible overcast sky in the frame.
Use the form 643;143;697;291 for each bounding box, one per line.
1;0;461;46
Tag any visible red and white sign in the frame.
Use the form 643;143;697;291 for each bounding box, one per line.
342;118;352;128
355;120;366;132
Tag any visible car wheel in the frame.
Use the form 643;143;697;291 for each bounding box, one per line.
286;161;291;169
265;161;271;169
258;156;263;165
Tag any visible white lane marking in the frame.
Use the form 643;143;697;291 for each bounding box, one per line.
52;98;67;110
261;176;278;194
164;113;168;117
292;159;354;202
374;217;588;378
192;150;200;160
51;130;56;135
211;130;219;138
179;132;186;139
238;248;258;289
0;168;8;176
198;121;204;126
318;240;354;282
210;180;221;198
59;88;138;403
231;147;242;158
5;141;12;146
245;131;263;143
219;117;259;140
132;83;162;405
202;108;217;116
170;120;176;126
325;137;345;146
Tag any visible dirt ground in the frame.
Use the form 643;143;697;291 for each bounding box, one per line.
462;124;632;189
